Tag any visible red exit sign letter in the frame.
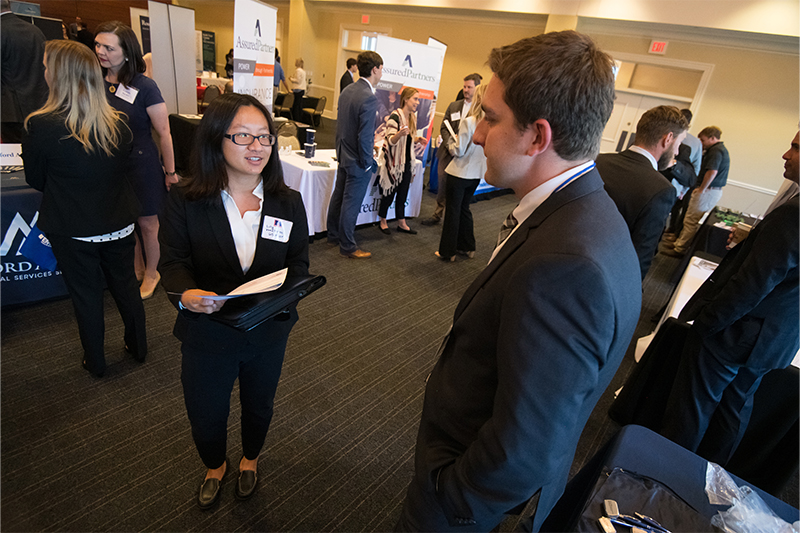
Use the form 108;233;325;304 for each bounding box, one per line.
649;40;668;54
361;14;370;24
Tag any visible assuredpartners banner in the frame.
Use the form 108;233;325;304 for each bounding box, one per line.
374;35;445;149
233;0;276;110
357;36;444;224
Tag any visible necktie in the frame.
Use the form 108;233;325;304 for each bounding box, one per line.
496;210;519;248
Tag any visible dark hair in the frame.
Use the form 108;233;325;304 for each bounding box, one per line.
487;31;615;161
635;106;689;147
94;21;145;86
463;73;482;85
182;93;287;201
699;126;722;139
357;51;383;78
680;108;693;124
346;58;357;69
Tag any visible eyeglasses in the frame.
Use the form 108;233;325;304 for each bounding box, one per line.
224;133;277;146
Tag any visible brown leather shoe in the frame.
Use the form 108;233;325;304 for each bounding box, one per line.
341;249;372;259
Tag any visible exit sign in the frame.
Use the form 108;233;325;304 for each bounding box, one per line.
649;40;668;54
361;14;370;24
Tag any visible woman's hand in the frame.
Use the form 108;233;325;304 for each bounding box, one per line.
165;170;180;191
181;289;225;314
415;136;428;146
392;125;409;144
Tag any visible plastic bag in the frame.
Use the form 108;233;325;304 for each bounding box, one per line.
704;462;799;533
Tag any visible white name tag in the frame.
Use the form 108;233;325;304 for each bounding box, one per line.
115;84;139;104
261;215;293;243
450;111;461;122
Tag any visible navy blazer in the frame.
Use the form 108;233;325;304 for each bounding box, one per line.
596;149;676;279
680;196;799;370
158;184;309;353
336;78;378;172
413;169;641;530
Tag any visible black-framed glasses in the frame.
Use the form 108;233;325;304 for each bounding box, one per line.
224;133;277;146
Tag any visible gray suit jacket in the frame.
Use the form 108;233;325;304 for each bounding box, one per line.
335;78;378;172
412;168;641;531
437;99;464;173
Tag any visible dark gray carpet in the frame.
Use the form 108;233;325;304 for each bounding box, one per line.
2;122;795;530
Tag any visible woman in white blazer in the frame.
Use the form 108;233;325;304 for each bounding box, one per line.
436;83;487;261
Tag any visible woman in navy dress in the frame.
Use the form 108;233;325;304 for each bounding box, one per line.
95;21;178;299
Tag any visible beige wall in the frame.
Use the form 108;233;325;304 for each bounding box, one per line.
299;2;546;107
584;22;799;196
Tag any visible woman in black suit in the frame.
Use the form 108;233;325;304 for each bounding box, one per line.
22;39;146;378
159;93;309;508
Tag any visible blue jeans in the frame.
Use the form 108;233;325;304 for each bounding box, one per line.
326;164;372;254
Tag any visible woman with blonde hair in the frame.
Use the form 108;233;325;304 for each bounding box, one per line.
377;86;427;235
22;40;146;377
435;83;488;261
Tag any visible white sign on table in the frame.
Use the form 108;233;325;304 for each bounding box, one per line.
280;149;423;236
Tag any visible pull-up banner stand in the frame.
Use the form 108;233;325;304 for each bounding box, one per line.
233;0;277;111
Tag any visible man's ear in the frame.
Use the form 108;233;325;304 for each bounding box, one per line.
524;119;553;157
661;131;675;150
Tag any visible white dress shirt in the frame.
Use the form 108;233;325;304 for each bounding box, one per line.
221;181;264;274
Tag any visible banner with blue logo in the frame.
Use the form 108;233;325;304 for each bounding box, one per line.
233;0;277;110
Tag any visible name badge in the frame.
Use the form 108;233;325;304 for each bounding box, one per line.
450;111;461;122
115;84;139;104
261;215;293;243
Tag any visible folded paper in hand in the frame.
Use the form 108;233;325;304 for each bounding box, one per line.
168;268;287;301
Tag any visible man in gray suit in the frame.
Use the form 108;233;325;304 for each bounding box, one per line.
421;73;482;226
327;51;382;258
396;31;641;532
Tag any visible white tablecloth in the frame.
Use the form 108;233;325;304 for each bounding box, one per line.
199;76;230;90
280;149;424;235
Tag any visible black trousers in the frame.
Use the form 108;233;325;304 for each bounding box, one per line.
48;233;147;375
661;329;765;465
292;90;305;121
379;168;412;219
181;329;290;469
438;176;480;257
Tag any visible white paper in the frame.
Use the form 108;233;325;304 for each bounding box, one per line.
168;267;287;300
443;119;456;139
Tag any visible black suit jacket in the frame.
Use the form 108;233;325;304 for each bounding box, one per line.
336;78;378;172
339;70;354;92
680;196;799;370
436;99;464;172
413;169;641;530
1;13;48;123
22;113;140;237
596;149;676;279
158;185;310;353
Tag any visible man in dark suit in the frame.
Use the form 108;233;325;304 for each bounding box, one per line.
596;105;688;279
661;131;799;466
339;57;357;92
1;0;48;143
421;73;481;226
327;51;382;259
396;31;641;532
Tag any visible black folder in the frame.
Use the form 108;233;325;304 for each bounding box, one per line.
210;274;326;331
